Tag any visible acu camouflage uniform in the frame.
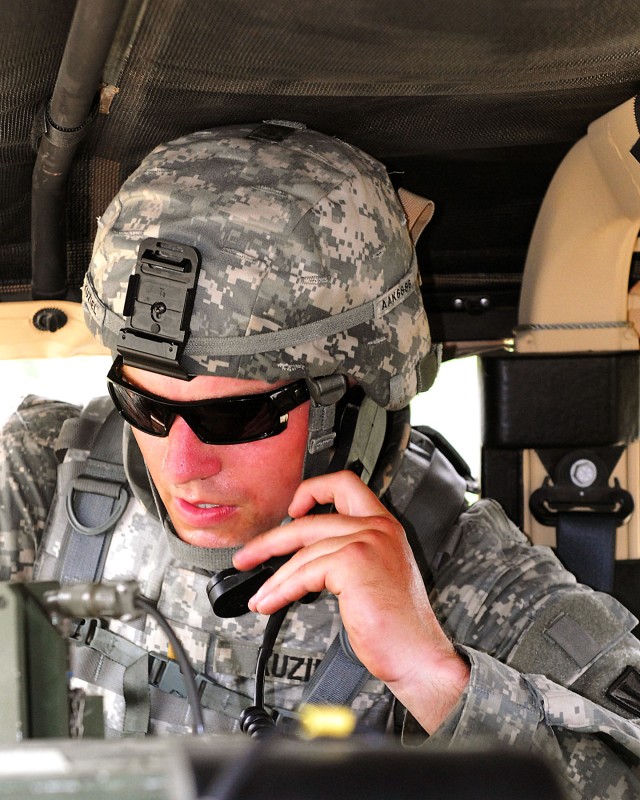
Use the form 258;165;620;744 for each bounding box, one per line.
3;397;640;800
2;123;640;799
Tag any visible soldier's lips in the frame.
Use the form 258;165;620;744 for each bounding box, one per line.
172;497;238;525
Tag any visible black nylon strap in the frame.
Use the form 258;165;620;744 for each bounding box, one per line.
301;634;371;708
631;95;640;164
556;512;617;593
402;446;468;567
44;97;99;149
607;666;640;717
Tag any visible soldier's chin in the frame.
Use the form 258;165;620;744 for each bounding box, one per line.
175;525;246;550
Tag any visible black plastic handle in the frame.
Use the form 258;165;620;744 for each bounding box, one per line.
207;555;320;618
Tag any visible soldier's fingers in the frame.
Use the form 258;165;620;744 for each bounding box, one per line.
233;511;397;570
287;470;391;519
248;540;362;615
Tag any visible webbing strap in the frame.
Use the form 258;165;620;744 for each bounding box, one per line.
73;630;261;734
57;408;129;583
300;633;370;708
401;446;468;568
149;686;239;734
303;401;337;478
123;656;151;735
556;512;617;593
71;628;150;735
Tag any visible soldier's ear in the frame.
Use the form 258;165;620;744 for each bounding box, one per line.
397;188;434;244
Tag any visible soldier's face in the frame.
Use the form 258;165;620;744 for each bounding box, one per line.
124;366;310;549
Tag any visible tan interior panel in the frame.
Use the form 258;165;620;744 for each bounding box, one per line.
517;97;640;354
0;301;109;360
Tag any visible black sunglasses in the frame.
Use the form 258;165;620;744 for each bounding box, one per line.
107;356;310;445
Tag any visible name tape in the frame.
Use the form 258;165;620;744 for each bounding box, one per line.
374;273;415;318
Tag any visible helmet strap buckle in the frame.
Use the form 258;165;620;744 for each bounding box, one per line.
306;374;348;406
303;375;348;478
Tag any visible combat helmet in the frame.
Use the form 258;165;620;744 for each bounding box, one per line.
83;121;436;484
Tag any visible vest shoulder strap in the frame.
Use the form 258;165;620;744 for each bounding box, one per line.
35;397;129;584
385;427;469;574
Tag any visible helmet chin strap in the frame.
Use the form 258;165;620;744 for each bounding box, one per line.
303;375;388;488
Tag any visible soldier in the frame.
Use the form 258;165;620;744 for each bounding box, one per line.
2;121;640;796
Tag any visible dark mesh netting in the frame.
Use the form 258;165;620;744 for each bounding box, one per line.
3;0;640;340
0;1;76;293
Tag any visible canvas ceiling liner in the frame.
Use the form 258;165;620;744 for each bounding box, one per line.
3;0;640;345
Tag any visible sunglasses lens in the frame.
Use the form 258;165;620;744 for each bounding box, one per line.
109;383;171;437
184;396;282;444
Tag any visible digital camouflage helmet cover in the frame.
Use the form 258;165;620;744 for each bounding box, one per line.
83;121;433;410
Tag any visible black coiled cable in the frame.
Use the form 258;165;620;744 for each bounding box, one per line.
239;603;291;739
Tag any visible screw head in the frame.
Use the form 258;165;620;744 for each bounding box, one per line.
151;302;167;322
570;459;597;488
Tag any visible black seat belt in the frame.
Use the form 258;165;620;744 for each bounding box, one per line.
556;513;617;594
529;448;634;595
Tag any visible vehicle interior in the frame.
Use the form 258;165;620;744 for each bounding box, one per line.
1;0;639;795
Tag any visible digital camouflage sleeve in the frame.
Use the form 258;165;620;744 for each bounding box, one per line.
0;396;79;581
424;499;640;799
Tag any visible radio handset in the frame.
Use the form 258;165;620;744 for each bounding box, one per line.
206;517;326;618
206;558;287;618
207;503;338;617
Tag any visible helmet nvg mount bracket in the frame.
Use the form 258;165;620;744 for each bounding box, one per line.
118;238;202;380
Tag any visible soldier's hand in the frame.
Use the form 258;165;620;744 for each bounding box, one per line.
233;470;469;733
